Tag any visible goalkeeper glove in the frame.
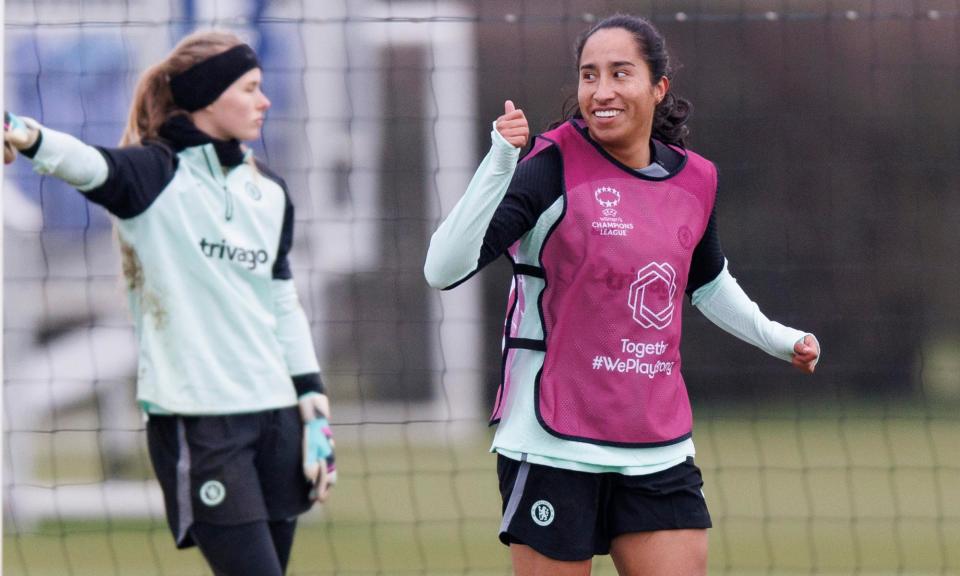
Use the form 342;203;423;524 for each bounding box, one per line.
299;392;336;503
4;111;40;164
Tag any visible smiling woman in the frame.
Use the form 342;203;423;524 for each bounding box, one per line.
4;29;335;576
577;27;668;168
572;15;689;167
425;12;821;576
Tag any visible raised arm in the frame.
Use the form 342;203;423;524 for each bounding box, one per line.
424;101;528;288
5;112;108;190
5;112;176;219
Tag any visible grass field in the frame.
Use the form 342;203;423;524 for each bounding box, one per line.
5;406;959;575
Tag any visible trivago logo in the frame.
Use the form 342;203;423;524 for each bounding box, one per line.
199;238;269;271
627;262;677;329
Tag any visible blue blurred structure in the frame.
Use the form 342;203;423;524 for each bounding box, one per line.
5;0;292;230
7;30;129;230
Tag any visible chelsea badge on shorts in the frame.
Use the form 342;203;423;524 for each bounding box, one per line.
199;480;226;507
531;500;555;526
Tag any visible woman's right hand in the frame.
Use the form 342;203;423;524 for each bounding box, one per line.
4;111;40;164
495;100;529;149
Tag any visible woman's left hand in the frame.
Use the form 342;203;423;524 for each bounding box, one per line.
792;334;820;374
299;393;336;503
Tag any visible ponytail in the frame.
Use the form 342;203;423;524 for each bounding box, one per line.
121;62;179;146
652;92;691;147
119;30;244;147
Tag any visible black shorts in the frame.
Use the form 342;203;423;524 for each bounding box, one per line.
497;455;712;561
146;407;312;548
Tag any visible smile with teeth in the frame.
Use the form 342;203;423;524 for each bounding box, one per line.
594;109;621;118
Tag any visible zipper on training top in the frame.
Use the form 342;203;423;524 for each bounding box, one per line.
202;147;234;221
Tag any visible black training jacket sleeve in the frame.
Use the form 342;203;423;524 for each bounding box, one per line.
685;187;726;297
256;161;295;281
475;146;564;270
84;143;178;219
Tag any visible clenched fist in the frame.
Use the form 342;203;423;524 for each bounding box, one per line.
495;100;529;149
4;112;40;164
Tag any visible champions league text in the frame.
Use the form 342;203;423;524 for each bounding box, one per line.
590;220;635;236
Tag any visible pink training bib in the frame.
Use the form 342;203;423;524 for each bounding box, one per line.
493;120;716;446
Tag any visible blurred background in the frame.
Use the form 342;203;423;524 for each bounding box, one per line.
3;0;959;574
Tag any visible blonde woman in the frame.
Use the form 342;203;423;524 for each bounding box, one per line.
5;30;334;575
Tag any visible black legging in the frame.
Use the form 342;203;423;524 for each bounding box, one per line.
191;518;298;576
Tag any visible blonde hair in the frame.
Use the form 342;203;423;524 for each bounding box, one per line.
120;30;244;147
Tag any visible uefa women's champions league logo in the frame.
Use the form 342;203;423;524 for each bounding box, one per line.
594;186;620;218
592;186;633;237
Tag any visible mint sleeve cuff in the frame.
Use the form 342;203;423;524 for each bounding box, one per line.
28;125;109;191
423;125;520;289
692;260;808;362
